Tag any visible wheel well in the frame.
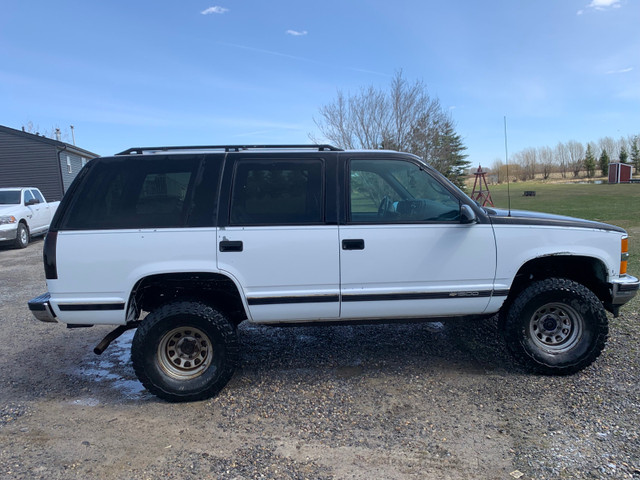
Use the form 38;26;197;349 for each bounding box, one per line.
507;256;609;305
128;272;247;326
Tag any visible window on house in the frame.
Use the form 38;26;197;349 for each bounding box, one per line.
67;156;72;173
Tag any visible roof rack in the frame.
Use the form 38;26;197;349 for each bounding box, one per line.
116;144;343;155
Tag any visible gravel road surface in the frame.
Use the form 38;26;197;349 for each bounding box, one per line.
0;239;639;479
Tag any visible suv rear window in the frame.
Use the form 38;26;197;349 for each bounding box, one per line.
59;156;222;229
229;159;323;225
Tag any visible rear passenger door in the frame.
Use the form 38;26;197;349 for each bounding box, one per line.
217;155;340;323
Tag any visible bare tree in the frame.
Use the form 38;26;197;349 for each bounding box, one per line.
598;136;618;161
538;146;554;179
567;140;585;177
521;148;537;180
314;71;469;187
314;71;437;151
554;142;569;179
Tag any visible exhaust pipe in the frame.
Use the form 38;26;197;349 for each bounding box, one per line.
94;324;138;355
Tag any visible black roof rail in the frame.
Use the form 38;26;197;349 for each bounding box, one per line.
116;144;343;155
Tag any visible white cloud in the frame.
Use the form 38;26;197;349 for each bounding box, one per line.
201;6;228;15
588;0;620;7
579;0;621;13
286;30;308;36
606;67;634;74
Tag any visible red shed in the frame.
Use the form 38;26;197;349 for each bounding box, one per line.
608;162;633;184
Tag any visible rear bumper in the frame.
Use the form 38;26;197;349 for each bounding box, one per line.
28;292;58;323
610;275;640;306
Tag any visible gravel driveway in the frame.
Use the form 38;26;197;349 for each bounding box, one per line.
1;239;639;479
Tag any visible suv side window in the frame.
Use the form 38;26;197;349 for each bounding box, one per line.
59;156;223;229
349;159;460;223
229;160;323;225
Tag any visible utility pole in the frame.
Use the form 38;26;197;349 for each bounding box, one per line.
70;125;76;145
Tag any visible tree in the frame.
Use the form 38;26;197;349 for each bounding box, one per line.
584;144;596;178
314;71;469;187
631;137;640;174
619;146;628;164
567;141;585;178
599;136;617;161
554;142;569;178
409;114;470;189
538;146;554;180
599;150;610;177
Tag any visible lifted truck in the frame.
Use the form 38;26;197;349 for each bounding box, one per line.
28;145;639;402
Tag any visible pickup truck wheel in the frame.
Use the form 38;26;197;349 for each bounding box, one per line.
131;301;239;402
14;223;29;249
502;278;608;375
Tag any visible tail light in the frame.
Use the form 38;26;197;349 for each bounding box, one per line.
44;231;58;279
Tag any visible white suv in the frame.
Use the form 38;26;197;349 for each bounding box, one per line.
29;145;639;402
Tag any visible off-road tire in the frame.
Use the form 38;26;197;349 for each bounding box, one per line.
502;278;608;375
14;222;29;249
131;301;239;402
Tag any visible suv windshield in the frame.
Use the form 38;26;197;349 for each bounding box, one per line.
0;191;21;205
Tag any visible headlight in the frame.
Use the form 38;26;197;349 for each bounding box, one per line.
0;216;17;225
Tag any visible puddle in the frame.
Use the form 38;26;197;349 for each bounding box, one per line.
70;398;100;407
69;330;149;400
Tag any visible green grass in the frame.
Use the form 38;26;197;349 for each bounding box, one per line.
484;182;640;312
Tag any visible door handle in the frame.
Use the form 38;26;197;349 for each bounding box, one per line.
342;239;365;250
219;240;243;252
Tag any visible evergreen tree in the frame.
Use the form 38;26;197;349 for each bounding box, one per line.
631;138;640;174
433;121;470;190
619;146;629;164
599;150;610;177
584;144;596;178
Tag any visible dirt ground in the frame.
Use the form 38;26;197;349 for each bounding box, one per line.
1;239;639;479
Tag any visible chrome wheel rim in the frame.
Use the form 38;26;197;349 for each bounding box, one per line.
157;326;212;380
529;302;583;353
19;227;28;245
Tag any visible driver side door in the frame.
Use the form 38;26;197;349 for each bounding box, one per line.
339;157;497;320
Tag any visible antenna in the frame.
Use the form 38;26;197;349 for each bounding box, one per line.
504;116;511;217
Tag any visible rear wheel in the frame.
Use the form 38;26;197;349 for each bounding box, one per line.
14;223;29;249
132;301;239;402
502;278;608;375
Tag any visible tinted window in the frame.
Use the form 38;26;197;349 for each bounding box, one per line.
230;160;323;225
0;191;21;205
60;156;222;229
349;159;460;223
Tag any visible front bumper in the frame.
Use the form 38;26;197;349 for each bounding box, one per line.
610;274;640;306
0;224;18;242
28;292;58;323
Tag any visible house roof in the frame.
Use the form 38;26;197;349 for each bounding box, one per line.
0;124;100;158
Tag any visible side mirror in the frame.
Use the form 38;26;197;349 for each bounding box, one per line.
460;204;477;224
25;199;39;206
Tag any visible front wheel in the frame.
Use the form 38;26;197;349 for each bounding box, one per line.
502;278;608;375
131;301;239;402
14;223;29;249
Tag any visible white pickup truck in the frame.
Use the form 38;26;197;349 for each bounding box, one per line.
0;187;60;248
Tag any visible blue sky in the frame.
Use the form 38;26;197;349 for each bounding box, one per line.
1;0;638;164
